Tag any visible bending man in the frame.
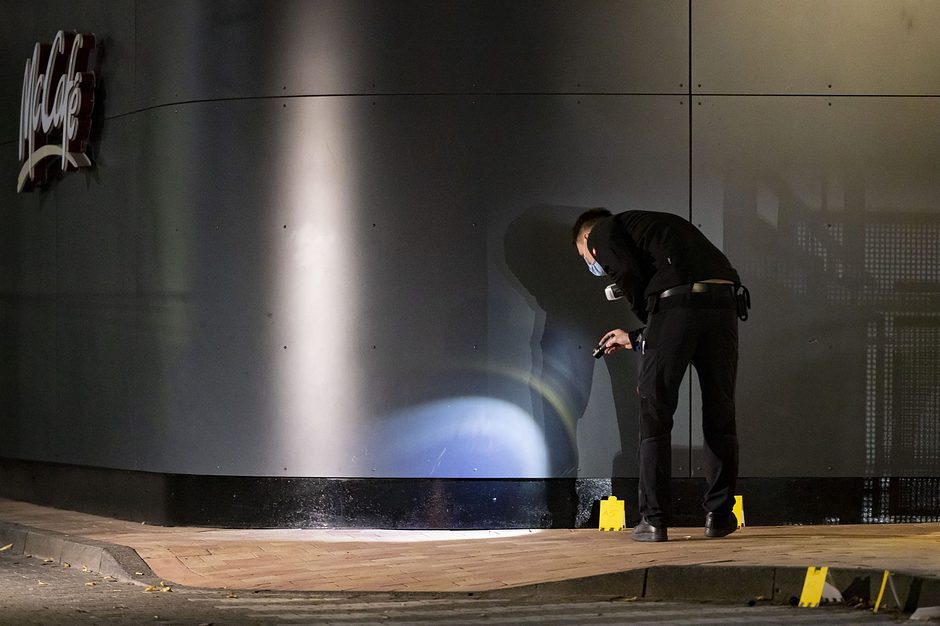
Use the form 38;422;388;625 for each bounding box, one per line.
572;208;746;542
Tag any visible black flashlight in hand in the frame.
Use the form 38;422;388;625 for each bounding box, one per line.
593;335;610;359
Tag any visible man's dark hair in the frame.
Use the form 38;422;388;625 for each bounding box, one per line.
571;208;613;244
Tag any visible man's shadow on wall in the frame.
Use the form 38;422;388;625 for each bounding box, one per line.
503;205;639;526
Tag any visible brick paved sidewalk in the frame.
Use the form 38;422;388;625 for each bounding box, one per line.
1;497;938;592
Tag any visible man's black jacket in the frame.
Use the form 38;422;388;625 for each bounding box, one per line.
586;210;740;323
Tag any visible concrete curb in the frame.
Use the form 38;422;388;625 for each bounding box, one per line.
2;519;938;613
482;563;940;613
0;521;164;588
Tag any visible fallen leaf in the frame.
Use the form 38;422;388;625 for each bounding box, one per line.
0;544;13;552
147;581;175;593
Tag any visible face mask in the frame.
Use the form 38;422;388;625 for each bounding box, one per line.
587;261;605;276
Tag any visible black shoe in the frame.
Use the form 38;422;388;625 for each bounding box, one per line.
631;518;668;542
704;511;738;538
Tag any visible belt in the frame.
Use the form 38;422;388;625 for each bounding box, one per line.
659;282;734;299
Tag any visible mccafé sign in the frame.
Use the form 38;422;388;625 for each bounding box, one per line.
17;31;96;193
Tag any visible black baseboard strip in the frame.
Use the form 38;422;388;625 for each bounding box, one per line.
1;457;937;529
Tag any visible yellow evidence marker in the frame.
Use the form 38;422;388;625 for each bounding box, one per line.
874;570;902;614
799;567;829;607
798;566;842;607
598;496;625;531
732;495;745;528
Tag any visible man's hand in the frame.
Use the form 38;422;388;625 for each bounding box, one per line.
598;329;632;355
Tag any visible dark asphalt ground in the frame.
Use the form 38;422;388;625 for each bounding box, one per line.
0;551;908;625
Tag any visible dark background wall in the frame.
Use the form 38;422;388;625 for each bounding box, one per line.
1;1;938;525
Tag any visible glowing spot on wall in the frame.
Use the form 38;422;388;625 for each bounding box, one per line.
367;397;548;478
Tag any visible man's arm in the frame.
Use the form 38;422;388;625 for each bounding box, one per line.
588;214;651;323
601;226;650;323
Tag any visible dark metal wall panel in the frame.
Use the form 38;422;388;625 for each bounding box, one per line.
0;112;139;465
692;0;940;95
51;113;140;466
7;457;937;527
5;0;937;491
692;95;940;477
133;0;688;108
2;0;693;479
129;100;300;475
1;90;688;478
0;151;56;460
352;94;689;478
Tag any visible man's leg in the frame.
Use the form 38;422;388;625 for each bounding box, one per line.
636;307;696;529
693;308;739;519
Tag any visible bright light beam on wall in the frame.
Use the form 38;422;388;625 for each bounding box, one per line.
272;97;361;475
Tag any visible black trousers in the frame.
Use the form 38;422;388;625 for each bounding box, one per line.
636;290;739;527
